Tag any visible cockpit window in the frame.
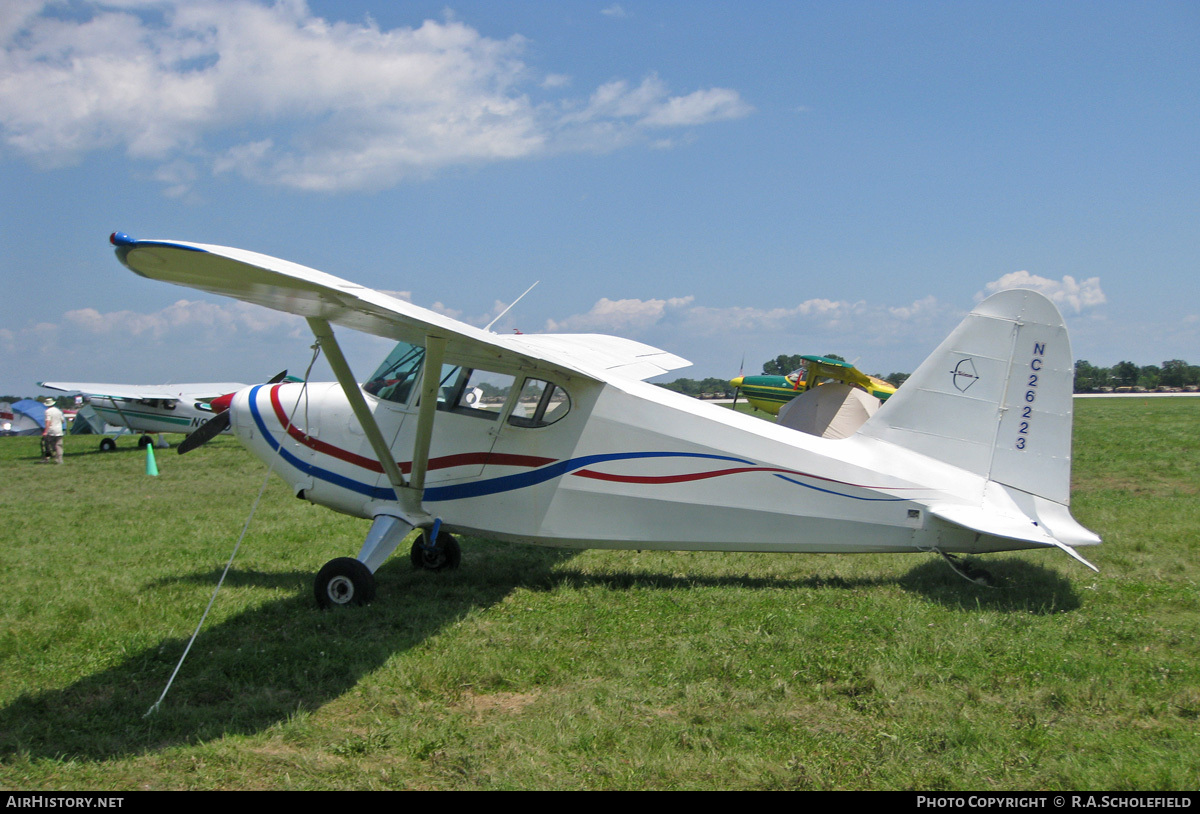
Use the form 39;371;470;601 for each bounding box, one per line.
365;344;566;426
364;341;425;404
508;378;571;428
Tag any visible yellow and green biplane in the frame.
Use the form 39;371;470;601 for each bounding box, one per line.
730;355;897;415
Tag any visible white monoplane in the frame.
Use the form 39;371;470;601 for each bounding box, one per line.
38;380;258;451
110;231;1100;607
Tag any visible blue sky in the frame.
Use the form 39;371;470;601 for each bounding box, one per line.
2;0;1197;398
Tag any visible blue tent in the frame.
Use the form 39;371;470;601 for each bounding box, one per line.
2;399;45;436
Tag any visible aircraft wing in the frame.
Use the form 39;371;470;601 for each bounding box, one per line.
504;334;690;381
112;233;690;383
801;355;873;389
38;381;248;401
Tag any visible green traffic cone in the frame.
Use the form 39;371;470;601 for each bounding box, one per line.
146;443;159;477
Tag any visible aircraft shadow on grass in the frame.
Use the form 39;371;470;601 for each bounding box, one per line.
548;557;1081;611
0;547;1078;763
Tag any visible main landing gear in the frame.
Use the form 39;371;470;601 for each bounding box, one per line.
314;557;376;608
313;518;461;609
410;529;462;571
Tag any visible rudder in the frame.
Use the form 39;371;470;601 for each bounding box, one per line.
859;289;1075;505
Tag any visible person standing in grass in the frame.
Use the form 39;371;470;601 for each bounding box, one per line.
41;396;64;464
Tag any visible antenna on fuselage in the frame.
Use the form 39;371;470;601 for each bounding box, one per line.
484;281;539;332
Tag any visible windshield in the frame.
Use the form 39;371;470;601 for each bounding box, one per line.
363;341;425;404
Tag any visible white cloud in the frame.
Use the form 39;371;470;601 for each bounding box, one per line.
544;296;695;333
639;87;753;128
565;74;752;129
887;295;943;320
0;1;752;192
62;299;307;340
978;272;1106;314
544;294;958;343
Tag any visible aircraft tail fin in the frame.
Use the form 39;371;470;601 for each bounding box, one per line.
860;288;1081;509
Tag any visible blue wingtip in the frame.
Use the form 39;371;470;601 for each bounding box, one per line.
110;231;135;247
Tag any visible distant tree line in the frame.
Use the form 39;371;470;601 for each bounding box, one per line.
1074;359;1200;393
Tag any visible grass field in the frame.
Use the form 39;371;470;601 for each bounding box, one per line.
1;398;1197;790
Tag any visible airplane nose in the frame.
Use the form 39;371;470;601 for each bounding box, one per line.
730;376;744;388
210;392;235;414
226;386;257;435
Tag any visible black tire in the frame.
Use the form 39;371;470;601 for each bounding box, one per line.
137;435;153;449
99;438;116;452
410;531;462;571
314;557;376;608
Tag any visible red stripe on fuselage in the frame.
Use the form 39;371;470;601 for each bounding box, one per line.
265;384;554;475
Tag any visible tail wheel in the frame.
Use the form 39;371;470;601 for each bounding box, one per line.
314;557;376;608
99;438;116;452
410;531;461;571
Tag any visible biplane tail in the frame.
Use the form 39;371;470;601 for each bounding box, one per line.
859;288;1099;564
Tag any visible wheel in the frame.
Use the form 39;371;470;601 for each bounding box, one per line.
314;557;376;608
137;435;153;449
99;437;116;452
970;569;996;588
410;530;462;571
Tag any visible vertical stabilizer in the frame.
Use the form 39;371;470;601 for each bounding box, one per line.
860;289;1075;505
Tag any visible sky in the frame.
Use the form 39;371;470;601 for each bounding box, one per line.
2;0;1198;399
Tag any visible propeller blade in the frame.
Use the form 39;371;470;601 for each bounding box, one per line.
178;372;286;454
729;354;744;411
177;410;230;454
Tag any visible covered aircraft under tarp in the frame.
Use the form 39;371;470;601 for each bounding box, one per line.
69;404;123;436
1;399;45;436
776;382;880;439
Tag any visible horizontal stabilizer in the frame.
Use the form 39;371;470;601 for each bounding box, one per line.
929;502;1099;572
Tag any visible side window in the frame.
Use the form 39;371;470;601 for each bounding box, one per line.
509;378;571;428
440;368;515;420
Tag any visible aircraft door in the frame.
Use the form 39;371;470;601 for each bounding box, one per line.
417;366;515;483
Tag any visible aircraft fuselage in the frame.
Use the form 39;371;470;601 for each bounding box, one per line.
90;395;226;435
230;377;1014;558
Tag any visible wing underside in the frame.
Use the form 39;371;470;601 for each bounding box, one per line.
112;234;690;382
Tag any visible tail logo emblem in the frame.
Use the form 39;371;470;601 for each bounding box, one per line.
951;358;979;392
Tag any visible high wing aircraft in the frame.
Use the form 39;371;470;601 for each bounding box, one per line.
110;231;1100;607
38;380;254;450
731;357;898;416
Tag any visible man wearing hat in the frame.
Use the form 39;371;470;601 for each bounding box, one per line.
41;396;64;464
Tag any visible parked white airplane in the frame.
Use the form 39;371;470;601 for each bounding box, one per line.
38;380;259;450
110;231;1100;607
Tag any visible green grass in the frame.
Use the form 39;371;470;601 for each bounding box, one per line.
1;398;1198;790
